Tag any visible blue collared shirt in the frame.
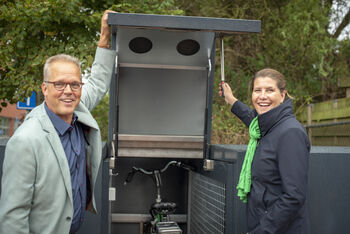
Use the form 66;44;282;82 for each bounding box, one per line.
44;103;87;233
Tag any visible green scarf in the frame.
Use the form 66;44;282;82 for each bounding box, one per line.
236;116;261;203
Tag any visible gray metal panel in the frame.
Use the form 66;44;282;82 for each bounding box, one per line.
118;68;207;135
208;145;247;233
209;144;350;234
189;173;226;234
307;148;350;234
108;13;261;34
188;159;237;234
116;28;215;66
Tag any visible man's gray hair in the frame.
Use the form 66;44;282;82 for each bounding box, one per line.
43;54;81;82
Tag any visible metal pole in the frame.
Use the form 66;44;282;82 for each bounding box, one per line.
220;36;225;84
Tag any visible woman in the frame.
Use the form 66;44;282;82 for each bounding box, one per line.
220;68;310;234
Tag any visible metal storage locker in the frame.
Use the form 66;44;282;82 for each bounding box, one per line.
106;13;261;234
108;13;260;161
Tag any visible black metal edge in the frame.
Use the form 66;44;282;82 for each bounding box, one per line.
108;12;261;34
202;35;216;160
101;144;110;234
205;37;216;156
106;32;118;234
108;32;117;144
108;31;120;163
224;163;235;234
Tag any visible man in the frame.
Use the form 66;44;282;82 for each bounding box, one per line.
0;10;116;234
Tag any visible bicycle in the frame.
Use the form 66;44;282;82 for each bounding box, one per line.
124;160;195;234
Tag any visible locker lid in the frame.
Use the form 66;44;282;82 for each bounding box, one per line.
108;12;261;34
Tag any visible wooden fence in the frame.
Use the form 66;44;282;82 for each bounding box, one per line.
296;76;350;146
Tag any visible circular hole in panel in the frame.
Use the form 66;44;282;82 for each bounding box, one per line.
176;39;200;56
129;37;153;54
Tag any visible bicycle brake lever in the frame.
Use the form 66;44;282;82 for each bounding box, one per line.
179;162;196;172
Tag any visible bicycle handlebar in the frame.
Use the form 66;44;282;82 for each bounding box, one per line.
124;160;195;185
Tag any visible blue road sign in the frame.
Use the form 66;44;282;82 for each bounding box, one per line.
17;91;36;110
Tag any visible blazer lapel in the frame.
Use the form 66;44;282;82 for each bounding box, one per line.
75;110;98;130
37;104;73;203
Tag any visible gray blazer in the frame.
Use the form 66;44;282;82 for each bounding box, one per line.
0;48;116;234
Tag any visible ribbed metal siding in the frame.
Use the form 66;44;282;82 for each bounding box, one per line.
189;172;226;234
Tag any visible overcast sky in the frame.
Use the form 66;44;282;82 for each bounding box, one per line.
329;0;350;40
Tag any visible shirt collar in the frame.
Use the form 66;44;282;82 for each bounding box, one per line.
44;102;78;136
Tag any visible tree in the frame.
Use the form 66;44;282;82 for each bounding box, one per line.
0;0;183;111
0;0;183;141
0;0;103;110
329;0;350;39
1;0;349;143
175;0;350;143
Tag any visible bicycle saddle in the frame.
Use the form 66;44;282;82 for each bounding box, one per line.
151;202;177;211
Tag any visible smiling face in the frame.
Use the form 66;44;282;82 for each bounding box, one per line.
42;61;81;123
252;76;286;115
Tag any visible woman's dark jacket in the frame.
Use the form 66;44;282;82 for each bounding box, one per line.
231;99;310;234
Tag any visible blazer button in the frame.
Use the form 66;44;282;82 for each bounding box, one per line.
66;216;72;221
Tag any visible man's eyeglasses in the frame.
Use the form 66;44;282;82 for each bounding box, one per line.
44;81;84;91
